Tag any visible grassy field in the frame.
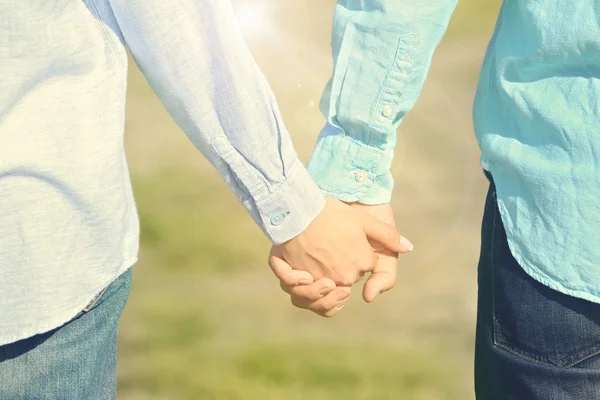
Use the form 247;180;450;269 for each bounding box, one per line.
118;0;502;398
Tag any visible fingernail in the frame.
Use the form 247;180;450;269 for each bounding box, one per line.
400;236;414;252
298;278;313;285
319;286;333;296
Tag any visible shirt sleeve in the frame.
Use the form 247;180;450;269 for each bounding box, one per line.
105;0;325;244
307;0;458;204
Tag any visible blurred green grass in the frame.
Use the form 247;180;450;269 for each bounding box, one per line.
120;328;467;399
119;0;501;398
135;167;268;272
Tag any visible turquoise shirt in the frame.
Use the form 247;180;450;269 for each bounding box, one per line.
308;0;600;303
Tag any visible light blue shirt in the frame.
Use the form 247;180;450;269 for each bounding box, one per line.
308;1;600;303
0;0;326;345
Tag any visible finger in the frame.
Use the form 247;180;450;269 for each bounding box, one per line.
322;296;351;318
269;246;314;286
313;288;352;318
368;238;386;252
286;278;336;301
362;252;399;303
349;249;379;281
292;286;352;315
360;214;413;253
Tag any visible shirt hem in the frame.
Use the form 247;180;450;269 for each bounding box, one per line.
0;256;138;347
487;166;600;305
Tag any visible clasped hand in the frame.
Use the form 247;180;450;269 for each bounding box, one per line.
269;197;413;318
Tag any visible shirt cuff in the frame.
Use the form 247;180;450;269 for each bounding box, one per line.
252;160;326;244
306;130;395;205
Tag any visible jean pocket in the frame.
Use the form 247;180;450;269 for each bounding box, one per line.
490;194;600;368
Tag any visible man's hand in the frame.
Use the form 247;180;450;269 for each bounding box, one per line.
347;203;412;302
276;197;407;286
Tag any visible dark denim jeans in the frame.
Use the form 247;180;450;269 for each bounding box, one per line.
475;174;600;399
0;268;132;400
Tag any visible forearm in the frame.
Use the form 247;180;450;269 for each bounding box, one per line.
308;0;458;204
107;0;324;243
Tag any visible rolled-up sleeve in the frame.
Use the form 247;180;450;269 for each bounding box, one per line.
307;0;458;204
105;0;325;244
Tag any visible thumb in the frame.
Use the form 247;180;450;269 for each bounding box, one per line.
362;255;398;302
360;214;413;253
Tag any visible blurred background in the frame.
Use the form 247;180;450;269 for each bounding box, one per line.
118;1;502;398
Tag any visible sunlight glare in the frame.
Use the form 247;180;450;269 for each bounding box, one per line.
235;3;268;36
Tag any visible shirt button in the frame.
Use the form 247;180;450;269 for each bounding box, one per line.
270;213;286;226
355;170;369;183
382;105;394;118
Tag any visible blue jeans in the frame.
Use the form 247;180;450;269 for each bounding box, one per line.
475;174;600;399
0;268;132;400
